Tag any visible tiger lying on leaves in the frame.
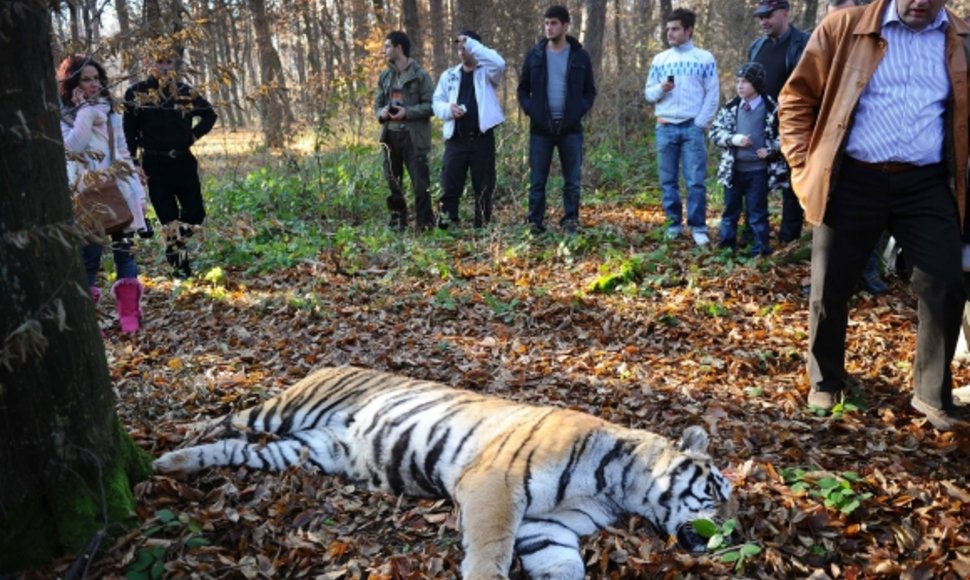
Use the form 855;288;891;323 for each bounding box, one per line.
155;366;733;579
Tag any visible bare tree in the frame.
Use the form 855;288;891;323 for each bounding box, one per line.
249;0;289;147
454;0;489;35
429;0;448;74
584;0;606;73
801;0;819;30
401;0;424;62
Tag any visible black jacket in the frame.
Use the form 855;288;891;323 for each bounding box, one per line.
747;26;810;93
517;36;596;135
123;77;217;155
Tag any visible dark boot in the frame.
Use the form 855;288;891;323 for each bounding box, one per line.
389;211;407;232
165;242;192;279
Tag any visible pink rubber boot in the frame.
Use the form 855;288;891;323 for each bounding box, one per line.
111;278;143;334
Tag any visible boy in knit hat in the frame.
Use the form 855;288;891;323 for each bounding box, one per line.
710;62;788;256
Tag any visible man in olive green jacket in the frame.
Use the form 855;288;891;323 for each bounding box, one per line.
375;31;435;231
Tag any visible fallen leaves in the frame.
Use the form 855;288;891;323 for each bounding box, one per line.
35;201;970;578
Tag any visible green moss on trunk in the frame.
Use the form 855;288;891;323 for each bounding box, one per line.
0;420;154;572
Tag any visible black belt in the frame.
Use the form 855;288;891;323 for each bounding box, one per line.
143;148;191;158
453;128;492;141
657;118;695;127
846;156;924;174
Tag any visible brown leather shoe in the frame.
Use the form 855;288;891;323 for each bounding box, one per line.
807;390;840;410
911;397;968;431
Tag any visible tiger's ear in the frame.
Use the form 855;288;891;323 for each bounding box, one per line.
679;426;709;453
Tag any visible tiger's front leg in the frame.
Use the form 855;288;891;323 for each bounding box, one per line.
454;470;524;580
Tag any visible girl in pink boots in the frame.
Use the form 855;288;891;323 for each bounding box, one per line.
58;55;148;334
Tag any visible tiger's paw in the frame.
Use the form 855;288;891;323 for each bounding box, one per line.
153;449;195;474
529;560;585;580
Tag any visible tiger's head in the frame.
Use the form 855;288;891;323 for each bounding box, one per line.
628;425;734;554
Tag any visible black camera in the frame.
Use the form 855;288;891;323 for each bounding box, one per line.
667;75;675;83
388;86;404;116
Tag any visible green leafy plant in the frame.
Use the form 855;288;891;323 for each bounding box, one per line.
691;518;761;573
781;468;872;515
588;255;645;294
127;509;211;579
807;387;865;419
482;291;520;323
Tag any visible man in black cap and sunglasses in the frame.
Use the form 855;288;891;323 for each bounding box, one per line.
748;0;809;246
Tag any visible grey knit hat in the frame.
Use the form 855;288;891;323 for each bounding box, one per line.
736;62;766;94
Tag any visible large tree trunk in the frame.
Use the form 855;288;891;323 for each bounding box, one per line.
0;1;152;571
248;0;288;148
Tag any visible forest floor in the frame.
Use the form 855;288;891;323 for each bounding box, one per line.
34;131;970;578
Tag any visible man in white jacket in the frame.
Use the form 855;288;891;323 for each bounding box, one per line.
432;31;505;229
644;8;720;246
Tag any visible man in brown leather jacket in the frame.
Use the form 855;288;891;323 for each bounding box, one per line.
779;0;969;430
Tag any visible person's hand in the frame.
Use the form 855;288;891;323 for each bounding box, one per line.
72;87;86;106
661;79;674;93
77;103;108;126
450;104;465;118
756;147;769;159
738;135;753;148
380;106;391;121
388;106;406;121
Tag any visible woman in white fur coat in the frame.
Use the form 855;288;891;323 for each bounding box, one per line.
57;55;148;334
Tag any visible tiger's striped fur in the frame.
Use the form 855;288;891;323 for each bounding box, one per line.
155;366;733;579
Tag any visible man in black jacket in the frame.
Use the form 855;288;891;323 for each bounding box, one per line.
517;4;596;235
123;55;217;278
747;0;809;245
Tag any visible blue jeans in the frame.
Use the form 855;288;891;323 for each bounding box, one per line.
656;121;708;231
83;233;138;287
528;131;583;228
720;169;771;256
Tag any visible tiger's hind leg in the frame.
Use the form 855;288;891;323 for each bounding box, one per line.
514;519;584;580
154;428;351;475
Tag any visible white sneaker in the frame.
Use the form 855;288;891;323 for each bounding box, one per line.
692;231;710;247
664;227;683;240
962;243;970;272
